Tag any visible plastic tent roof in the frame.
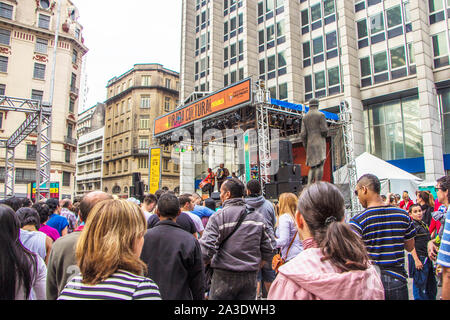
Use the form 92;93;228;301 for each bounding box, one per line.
334;152;423;183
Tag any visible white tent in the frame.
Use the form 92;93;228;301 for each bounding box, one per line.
333;152;423;200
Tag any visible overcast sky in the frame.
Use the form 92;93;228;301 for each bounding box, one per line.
74;0;182;112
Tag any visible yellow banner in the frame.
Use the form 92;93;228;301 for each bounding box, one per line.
149;148;161;194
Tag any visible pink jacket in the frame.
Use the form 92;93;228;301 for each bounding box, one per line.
268;238;385;300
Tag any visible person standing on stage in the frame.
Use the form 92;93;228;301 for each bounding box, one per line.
216;163;229;192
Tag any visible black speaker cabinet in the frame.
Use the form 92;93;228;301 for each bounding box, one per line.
279;140;293;165
277;164;301;182
265;183;278;200
278;181;303;195
132;172;141;184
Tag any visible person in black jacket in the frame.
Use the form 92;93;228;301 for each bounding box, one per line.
417;190;434;227
140;193;205;300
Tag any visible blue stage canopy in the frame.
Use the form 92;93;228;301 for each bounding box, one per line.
270;98;339;121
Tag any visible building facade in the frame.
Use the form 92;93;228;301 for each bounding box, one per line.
75;102;105;198
0;0;87;198
180;0;450;182
102;63;180;198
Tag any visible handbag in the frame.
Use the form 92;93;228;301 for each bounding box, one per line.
272;231;297;273
205;207;249;289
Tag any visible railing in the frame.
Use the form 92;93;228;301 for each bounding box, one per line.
64;136;77;146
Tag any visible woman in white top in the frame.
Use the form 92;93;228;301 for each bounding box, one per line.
0;204;47;300
16;207;53;264
275;193;303;262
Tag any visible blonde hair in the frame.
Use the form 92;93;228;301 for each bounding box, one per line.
276;193;298;228
76;199;147;285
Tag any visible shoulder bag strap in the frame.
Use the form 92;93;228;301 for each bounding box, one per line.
218;207;249;249
284;231;298;258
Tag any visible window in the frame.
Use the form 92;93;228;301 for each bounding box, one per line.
26;145;37;160
0;56;8;73
33;63;46;80
65;149;71;163
0;28;10;45
230;70;236;84
304;75;312;93
140;95;151;108
311;3;321;22
266;24;275;42
267;54;276;72
432;32;449;68
314;71;326;90
364;96;422;160
326;31;337;50
370;12;384;34
266;0;274;12
278;83;287;100
373;52;388;73
39;0;50;9
323;0;335;16
301;9;309;26
303;41;311;65
139;137;149;150
140;115;150;129
0;2;13;20
163;158;169;171
313;36;323;55
360;57;372;87
259;59;265;74
165;79;171;89
386;6;402;28
139;157;148;169
0;83;5;95
429;0;445;24
62;172;71;187
328;66;340;87
38;14;51;29
408;42;415;65
31;90;43;102
390;46;406;69
357;19;368;39
141;75;151;86
72;49;78;64
164;97;171;112
278;51;286;68
35;38;48;54
69;96;75;113
440;89;450;153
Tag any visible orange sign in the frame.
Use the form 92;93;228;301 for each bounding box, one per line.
154;78;252;137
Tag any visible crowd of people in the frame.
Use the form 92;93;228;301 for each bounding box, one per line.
0;173;449;301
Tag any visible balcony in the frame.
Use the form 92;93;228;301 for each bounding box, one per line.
69;85;79;98
65;136;77;146
132;148;149;156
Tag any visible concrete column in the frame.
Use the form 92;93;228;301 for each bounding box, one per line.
410;0;445;181
336;0;366;156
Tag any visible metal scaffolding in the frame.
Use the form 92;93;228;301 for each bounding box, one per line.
0;96;52;200
339;100;361;218
254;81;272;194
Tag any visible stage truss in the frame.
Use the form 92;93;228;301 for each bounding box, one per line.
0;96;52;200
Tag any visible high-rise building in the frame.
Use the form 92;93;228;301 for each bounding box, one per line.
0;0;88;198
75;103;105;198
102;63;180;197
180;0;450;181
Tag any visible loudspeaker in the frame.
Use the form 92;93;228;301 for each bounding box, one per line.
276;164;301;182
211;192;221;201
279;140;293;165
129;186;135;197
278;181;303;195
265;183;278;200
132;172;141;184
136;181;144;197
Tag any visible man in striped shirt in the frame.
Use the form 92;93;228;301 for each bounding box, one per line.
350;174;416;300
428;176;450;299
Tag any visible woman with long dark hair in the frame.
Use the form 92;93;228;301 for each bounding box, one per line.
417;191;434;227
268;182;384;300
0;205;47;300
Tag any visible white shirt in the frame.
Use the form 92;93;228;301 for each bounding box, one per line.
184;211;204;234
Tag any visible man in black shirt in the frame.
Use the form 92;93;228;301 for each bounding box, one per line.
141;193;204;300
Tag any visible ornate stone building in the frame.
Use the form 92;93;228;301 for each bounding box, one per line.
0;0;87;198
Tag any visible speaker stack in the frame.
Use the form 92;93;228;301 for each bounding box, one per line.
264;140;304;200
131;172;144;200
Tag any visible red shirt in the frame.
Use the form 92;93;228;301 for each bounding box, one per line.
399;199;414;211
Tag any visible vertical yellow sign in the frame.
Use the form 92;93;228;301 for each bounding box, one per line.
149;148;162;194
